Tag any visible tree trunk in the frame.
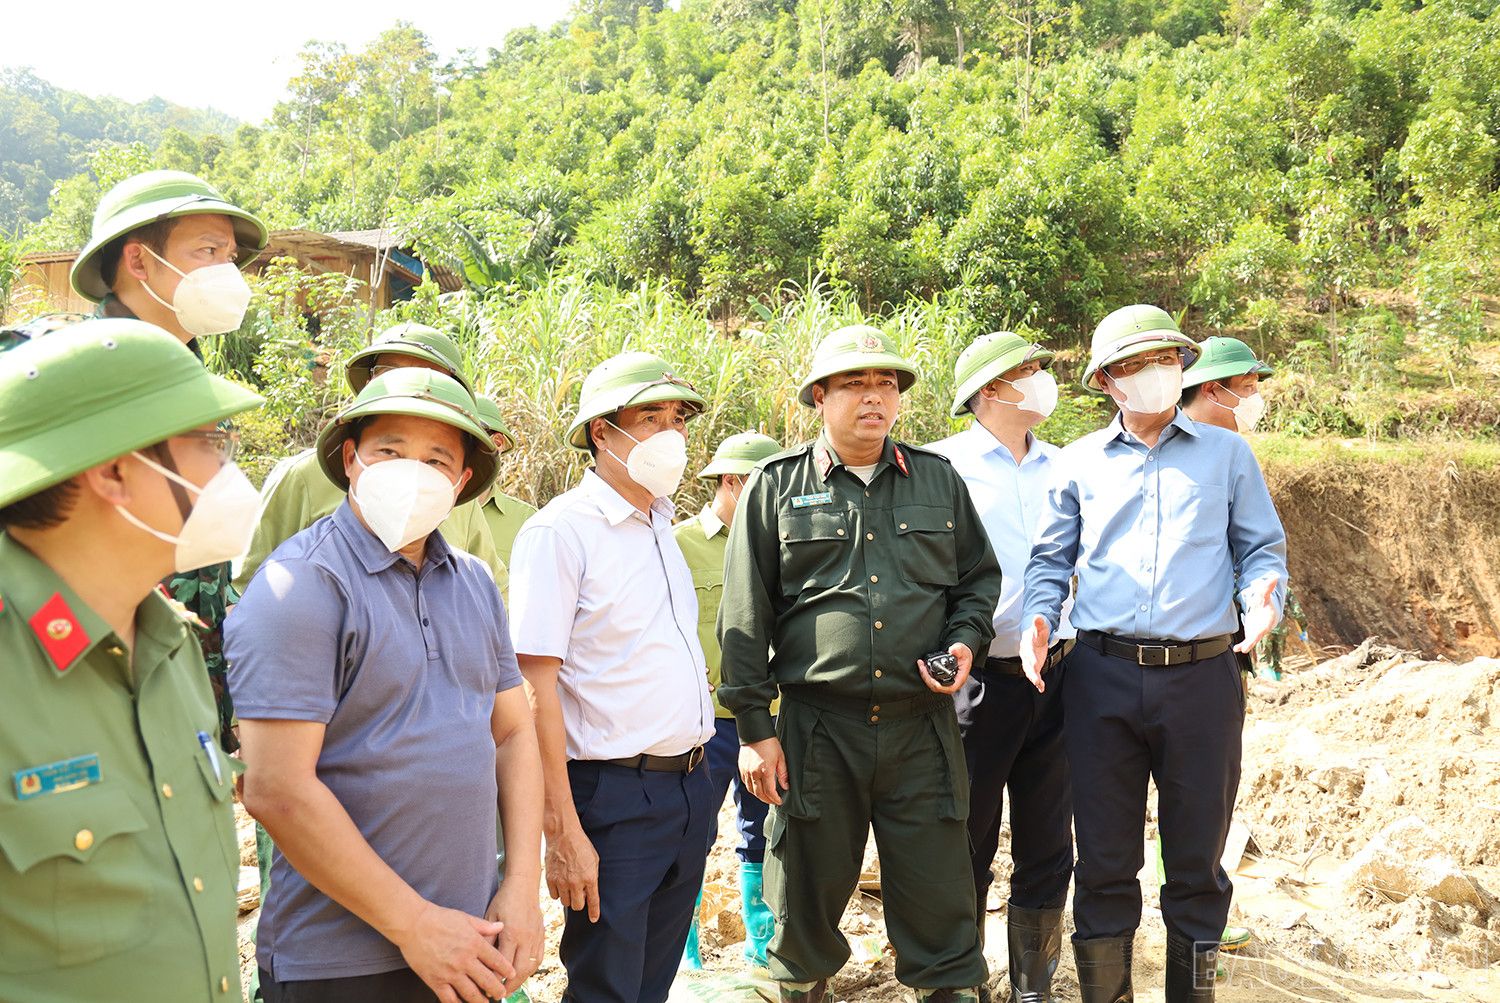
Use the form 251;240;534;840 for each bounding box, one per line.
955;23;965;66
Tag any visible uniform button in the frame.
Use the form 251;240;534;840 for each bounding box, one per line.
74;829;93;851
946;521;954;529
781;530;789;540
872;704;881;712
869;715;879;723
193;876;205;893
1140;604;1149;612
899;522;908;530
874;621;883;630
869;574;878;583
874;669;883;678
836;528;845;536
220;977;230;993
107;644;125;657
866;532;875;540
161;783;173;799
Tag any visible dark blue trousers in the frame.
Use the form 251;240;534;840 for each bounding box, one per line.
953;659;1073;914
1063;640;1244;946
560;760;715;1003
705;717;770;863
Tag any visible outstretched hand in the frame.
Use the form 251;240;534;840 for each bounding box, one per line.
1020;616;1051;693
1234;576;1281;653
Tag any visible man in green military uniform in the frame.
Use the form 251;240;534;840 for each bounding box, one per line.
0;318;263;1001
674;430;784;972
235;322;504;593
473;394;539;566
69;170;270;756
719;326;1003;1003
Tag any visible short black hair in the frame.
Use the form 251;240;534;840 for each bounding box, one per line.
97;217;181;291
0;479;80;531
1182;383;1206;406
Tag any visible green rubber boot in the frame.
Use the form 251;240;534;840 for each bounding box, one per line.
741;861;775;968
681;889;705;970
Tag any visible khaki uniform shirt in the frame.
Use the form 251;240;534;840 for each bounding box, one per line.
718;434;1002;744
481;490;539;568
0;534;241;1001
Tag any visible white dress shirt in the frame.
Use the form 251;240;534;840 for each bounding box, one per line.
927;423;1074;658
509;469;715;760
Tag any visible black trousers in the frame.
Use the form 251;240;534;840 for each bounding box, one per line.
1064;639;1244;946
953;657;1073;915
258;967;439;1003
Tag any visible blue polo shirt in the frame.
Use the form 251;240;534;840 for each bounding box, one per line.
225;501;521;982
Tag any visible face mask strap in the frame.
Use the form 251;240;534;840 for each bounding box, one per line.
136;445;198;521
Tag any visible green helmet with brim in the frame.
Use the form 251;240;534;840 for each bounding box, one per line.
0;318;263;509
699;431;783;479
473;395;518;453
71;171;268;304
316;369;496;505
566;352;707;451
1180;336;1274;389
798;325;918;407
1081;304;1200;393
950;332;1055;417
345;323;469;394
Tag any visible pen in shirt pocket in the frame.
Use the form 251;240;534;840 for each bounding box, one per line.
197;730;223;784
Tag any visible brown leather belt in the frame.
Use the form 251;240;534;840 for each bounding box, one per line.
984;639;1074;677
1077;630;1234;667
601;746;706;773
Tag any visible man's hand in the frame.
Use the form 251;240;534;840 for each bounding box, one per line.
1020;616;1051;694
486;875;545;991
545;823;601;922
1235;576;1281;653
739;736;788;806
918;642;973;695
396;901;512;1003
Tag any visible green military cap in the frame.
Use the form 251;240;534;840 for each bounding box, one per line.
1180;336;1274;389
1081;304;1200;393
71;170;269;304
345;323;469;394
473;394;518;453
950;332;1055;417
316;368;497;505
566;351;707;450
0;318;263;509
699;431;783;479
798;325;918;407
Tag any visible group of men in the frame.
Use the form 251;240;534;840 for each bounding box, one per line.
0;167;1289;1003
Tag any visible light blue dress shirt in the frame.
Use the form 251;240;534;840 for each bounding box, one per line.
927;423;1074;658
1024;410;1287;642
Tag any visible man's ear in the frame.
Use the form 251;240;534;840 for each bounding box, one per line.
80;459;131;507
455;468;474;495
120;240;152;283
341;438;359;481
810;381;825;411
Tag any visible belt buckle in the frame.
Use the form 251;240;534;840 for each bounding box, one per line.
1136;644;1170;667
685;746;705;773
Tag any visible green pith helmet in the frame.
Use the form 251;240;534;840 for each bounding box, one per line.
316;368;496;505
473;394;518;453
699;431;783;479
950;332;1055;417
1181;336;1274;389
0;319;263;509
566;352;707;451
1081;304;1200;392
798;325;918;407
345;323;469;394
70;170;269;303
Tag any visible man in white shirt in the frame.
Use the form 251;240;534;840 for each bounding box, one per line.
509;352;717;1003
927;333;1075;1003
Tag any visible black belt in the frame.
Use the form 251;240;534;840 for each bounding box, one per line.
1077;630;1233;667
985;639;1074;677
601;746;706;773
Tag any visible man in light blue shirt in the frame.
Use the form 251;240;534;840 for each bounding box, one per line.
927;332;1074;1003
1021;306;1286;1003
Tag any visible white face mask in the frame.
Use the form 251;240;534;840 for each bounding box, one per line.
995;370;1059;418
349;452;461;552
1110;363;1183;414
605;423;688;499
140;245;252;337
114;453;260;572
1209;386;1267;434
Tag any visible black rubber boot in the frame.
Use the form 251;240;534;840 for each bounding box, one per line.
1006;905;1063;1003
1072;937;1133;1003
1165;934;1218;1003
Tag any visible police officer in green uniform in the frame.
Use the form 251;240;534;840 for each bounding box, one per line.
473;394;539;567
0;318;263;1001
69;170;269;757
673;430;783;972
719;326;1003;1003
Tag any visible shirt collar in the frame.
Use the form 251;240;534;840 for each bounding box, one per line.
1105;407;1199;449
812;431;911;484
959;423;1047;467
698;503;727;539
581;468;675;527
332;498;454;576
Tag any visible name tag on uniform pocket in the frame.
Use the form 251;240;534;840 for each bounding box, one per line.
791;492;834;509
14;753;102;800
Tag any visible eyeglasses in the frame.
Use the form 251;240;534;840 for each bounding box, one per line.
1106;350;1183;379
175;428;240;462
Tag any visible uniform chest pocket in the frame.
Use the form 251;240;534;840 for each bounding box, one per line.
691;568;724;629
0;785;155;972
777;509;850;597
1160;480;1229;547
894;505;958;587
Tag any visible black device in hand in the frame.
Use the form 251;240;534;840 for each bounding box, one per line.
923;650;958;686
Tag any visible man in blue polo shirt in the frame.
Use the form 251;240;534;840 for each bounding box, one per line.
227;369;544;1003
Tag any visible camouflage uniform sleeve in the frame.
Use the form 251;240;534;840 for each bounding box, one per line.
164;562;240;754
